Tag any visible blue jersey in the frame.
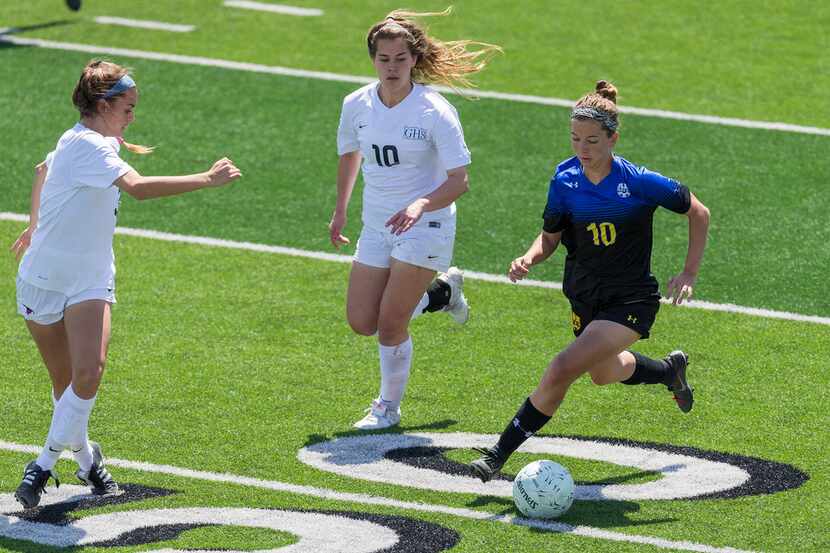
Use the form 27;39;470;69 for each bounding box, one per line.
542;155;691;304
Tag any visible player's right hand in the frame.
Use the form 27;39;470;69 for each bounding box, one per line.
10;226;32;262
329;211;350;249
206;158;242;187
508;256;531;282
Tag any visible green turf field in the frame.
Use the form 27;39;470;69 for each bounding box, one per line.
4;0;830;127
1;2;829;552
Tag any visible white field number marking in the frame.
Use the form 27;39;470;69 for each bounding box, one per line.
298;432;750;501
0;485;397;552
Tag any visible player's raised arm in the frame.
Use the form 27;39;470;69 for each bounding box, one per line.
114;157;241;200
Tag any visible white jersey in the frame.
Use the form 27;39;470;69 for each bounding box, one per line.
337;82;471;231
18;123;133;296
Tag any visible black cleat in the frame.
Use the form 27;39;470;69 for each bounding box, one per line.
470;447;506;483
666;350;693;413
66;0;82;11
76;442;119;495
15;461;59;509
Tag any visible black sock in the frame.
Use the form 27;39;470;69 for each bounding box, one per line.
423;279;451;312
493;398;552;460
622;351;673;386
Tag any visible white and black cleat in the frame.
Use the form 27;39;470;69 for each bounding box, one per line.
15;461;59;509
76;441;120;496
437;267;469;324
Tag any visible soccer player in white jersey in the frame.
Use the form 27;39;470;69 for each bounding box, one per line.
9;60;241;509
329;9;500;430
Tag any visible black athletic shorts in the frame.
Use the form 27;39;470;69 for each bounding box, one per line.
569;298;660;339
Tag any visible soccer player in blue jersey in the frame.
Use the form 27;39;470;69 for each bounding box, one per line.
470;80;711;482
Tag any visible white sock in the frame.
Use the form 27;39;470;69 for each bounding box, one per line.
409;293;430;321
51;387;93;470
73;433;94;473
378;337;413;411
36;386;96;471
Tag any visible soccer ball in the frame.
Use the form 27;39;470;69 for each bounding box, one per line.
512;460;575;518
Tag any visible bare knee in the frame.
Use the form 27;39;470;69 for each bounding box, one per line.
376;313;409;345
348;318;377;336
589;369;615;386
72;360;106;397
347;308;378;337
539;354;584;391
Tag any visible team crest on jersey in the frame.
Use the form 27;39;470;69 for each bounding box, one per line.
617;182;631;198
403;126;428;141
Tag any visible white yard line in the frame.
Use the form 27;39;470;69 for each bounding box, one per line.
0;33;827;136
223;1;323;16
1;212;827;326
93;16;195;33
0;440;755;553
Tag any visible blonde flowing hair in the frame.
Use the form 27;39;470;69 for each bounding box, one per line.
72;60;153;154
366;7;502;93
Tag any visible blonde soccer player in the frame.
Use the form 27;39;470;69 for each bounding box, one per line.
329;9;500;430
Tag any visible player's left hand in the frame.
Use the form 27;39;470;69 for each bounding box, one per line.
385;199;426;235
10;226;33;261
666;271;696;305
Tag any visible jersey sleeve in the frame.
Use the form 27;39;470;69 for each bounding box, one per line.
637;168;691;214
72;135;133;189
336;98;360;155
542;178;569;233
432;105;471;171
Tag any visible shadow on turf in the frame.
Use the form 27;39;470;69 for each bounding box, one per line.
470;494;676;528
0;20;76;50
303;418;458;447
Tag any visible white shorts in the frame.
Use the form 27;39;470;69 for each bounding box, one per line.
354;222;455;273
16;277;116;326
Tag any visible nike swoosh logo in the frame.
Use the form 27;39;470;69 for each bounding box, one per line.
48;447;61;453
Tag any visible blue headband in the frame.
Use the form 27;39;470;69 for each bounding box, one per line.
102;74;136;99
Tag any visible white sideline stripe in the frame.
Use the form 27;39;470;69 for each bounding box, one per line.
0;440;754;553
223;0;323;16
0;34;826;137
1;212;827;327
93;17;195;33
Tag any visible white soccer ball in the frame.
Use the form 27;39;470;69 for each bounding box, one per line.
512;459;575;518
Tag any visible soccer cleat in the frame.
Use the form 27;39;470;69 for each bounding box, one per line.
469;446;506;483
437;267;469;324
76;442;119;495
666;350;693;413
15;461;59;509
353;399;401;430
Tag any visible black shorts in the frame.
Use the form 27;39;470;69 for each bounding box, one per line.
569;298;660;339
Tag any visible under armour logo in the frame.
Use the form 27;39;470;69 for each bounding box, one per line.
513;418;534;438
627;315;638;323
